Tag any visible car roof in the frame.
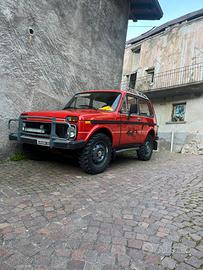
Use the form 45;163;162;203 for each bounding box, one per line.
80;89;149;100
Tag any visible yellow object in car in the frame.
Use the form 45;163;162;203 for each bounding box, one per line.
99;106;113;111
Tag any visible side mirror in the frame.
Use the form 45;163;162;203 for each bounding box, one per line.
129;103;138;116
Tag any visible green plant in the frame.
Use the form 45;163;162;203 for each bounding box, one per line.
10;152;27;161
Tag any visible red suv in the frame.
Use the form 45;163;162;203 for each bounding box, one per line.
9;90;158;174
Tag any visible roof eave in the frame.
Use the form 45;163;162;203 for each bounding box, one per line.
129;0;163;21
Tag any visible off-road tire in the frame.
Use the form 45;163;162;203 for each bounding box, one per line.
79;133;112;174
23;144;47;161
137;135;153;161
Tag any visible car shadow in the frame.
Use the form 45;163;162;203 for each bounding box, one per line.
39;149;139;170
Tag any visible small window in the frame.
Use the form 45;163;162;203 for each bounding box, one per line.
139;99;152;117
171;103;186;122
132;46;141;54
129;73;137;89
146;67;155;83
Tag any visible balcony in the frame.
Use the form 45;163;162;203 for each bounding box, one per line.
122;62;203;99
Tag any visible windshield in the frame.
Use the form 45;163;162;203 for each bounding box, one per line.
64;92;121;112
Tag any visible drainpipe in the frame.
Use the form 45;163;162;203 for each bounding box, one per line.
170;131;174;153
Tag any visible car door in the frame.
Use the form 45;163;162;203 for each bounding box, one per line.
137;98;155;144
119;94;142;146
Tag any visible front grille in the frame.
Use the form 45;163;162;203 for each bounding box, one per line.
56;124;68;138
23;121;51;135
22;121;68;138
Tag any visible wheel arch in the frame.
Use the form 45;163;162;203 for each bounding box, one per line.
147;128;155;140
79;127;113;174
87;126;113;144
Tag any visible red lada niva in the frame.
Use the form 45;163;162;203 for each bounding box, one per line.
9;90;158;174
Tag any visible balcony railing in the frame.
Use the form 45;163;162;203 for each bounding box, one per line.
122;62;203;92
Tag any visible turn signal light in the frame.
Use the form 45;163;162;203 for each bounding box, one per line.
66;116;78;123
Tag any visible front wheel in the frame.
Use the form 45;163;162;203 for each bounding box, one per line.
137;135;153;161
79;133;112;174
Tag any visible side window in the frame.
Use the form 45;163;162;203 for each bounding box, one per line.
120;95;137;114
139;99;152;117
127;95;137;112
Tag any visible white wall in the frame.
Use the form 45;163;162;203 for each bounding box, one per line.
154;94;203;134
153;94;203;153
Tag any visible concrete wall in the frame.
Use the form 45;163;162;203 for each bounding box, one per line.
153;94;203;154
0;0;129;158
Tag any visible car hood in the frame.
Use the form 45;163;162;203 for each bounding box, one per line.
22;109;116;121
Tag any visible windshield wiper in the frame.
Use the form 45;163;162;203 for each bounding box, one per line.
78;105;97;110
63;105;97;110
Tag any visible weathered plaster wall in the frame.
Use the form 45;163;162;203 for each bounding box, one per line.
123;17;203;76
0;0;129;158
153;94;203;154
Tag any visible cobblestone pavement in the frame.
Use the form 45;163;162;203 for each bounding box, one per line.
0;152;203;270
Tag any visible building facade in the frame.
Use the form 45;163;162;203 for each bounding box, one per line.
122;9;203;154
0;0;162;158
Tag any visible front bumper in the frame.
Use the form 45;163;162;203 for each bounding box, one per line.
9;133;85;150
8;117;85;150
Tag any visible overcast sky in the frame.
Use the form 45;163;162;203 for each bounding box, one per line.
127;0;203;41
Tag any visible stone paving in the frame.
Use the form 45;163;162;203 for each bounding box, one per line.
0;152;202;270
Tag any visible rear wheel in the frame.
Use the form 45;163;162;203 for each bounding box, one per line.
137;135;153;161
79;133;112;174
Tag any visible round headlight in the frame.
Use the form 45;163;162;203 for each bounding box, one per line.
68;125;77;139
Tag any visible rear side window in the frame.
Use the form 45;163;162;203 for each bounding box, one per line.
139;99;153;117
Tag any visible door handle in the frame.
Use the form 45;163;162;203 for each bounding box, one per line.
137;118;141;121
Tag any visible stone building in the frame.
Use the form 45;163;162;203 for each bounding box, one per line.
0;0;162;158
122;9;203;154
